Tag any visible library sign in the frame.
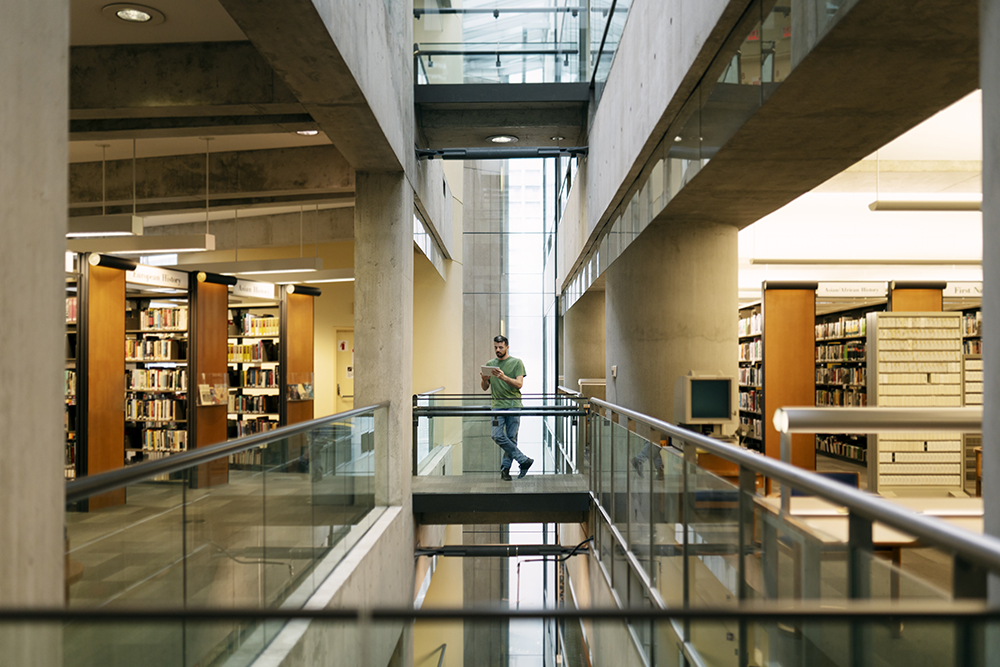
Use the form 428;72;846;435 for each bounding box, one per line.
816;282;887;298
233;279;276;300
944;282;982;297
126;266;189;290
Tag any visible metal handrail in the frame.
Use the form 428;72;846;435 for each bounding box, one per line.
774;406;982;433
588;398;1000;574
1;602;995;622
557;385;584;398
416;386;446;396
66;402;388;503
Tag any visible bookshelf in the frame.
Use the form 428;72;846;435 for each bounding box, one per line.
813;302;884;465
737;302;763;451
65;260;79;481
227;292;281;442
123;267;191;467
963;354;983;491
867;311;964;495
191;272;232;488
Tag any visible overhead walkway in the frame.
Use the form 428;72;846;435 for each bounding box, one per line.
412;473;590;524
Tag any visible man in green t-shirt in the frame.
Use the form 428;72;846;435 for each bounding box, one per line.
480;335;533;481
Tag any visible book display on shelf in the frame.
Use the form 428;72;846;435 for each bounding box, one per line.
813;304;884;465
737;303;763;452
227;306;281;441
123;266;192;467
65;266;79;480
962;309;982;354
867;311;964;495
963;355;983;491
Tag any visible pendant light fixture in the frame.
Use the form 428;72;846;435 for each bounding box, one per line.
67;142;144;238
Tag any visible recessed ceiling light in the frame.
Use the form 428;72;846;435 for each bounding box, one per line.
296;130;320;136
551;136;565;141
102;4;166;25
488;135;518;144
117;8;151;21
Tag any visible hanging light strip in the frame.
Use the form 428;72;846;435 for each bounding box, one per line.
173;256;323;276
68;233;215;255
67;214;144;238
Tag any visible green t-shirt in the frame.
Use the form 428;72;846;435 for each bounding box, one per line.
486;356;526;408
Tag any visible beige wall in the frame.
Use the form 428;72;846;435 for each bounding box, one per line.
413;525;464;667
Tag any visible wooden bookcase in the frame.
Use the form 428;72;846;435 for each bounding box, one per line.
191;274;230;488
78;256;127;509
761;282;817;470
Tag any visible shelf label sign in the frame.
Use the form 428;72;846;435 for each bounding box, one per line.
127;265;189;289
944;282;982;297
233;280;276;299
816;282;886;298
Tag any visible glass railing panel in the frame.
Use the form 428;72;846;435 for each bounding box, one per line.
592;0;630;104
64;481;186;667
611;419;630;539
626;429;654;580
652;442;685;607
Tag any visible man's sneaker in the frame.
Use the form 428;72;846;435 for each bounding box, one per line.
500;468;512;481
517;458;534;478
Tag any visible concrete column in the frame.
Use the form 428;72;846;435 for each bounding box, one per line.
564;289;606;398
354;172;413;506
0;0;68;662
605;221;739;424
982;0;1000;606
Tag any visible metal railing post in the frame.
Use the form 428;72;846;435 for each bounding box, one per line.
682;437;695;643
738;465;756;667
848;511;873;667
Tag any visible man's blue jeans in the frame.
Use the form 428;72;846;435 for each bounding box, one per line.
492;412;529;471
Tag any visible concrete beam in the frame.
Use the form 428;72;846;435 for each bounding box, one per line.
71;42;301;117
417;105;588;148
656;0;979;230
68;145;353;214
144;206;355;249
216;0;413;173
70;42;317;139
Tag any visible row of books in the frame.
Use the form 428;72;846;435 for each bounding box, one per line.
738;367;761;386
878;339;961;351
228;340;279;363
126;339;187;361
964;339;983;354
739;340;762;363
878;328;960;340
139;429;188;452
229;394;279;414
815;366;865;385
816;388;867;407
228;417;278;439
815;316;866;340
229;448;265;467
127;368;187;391
876;372;960;384
66;296;78;324
125;398;187;422
962;311;982;337
65;370;76;397
231;314;279;337
878;316;959;329
816;435;867;462
229;367;278;389
738;312;761;337
878;395;962;407
877;362;962;373
878;351;962;362
740;416;762;441
815;341;865;362
135;307;188;331
739;389;761;413
878;384;961;396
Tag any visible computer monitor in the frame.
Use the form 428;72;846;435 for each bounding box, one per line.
674;373;736;427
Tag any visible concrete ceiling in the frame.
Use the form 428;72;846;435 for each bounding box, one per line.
71;0;246;45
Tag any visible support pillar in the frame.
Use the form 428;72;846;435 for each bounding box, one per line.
605;221;739;424
354;172;414;506
0;0;68;661
982;0;1000;610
